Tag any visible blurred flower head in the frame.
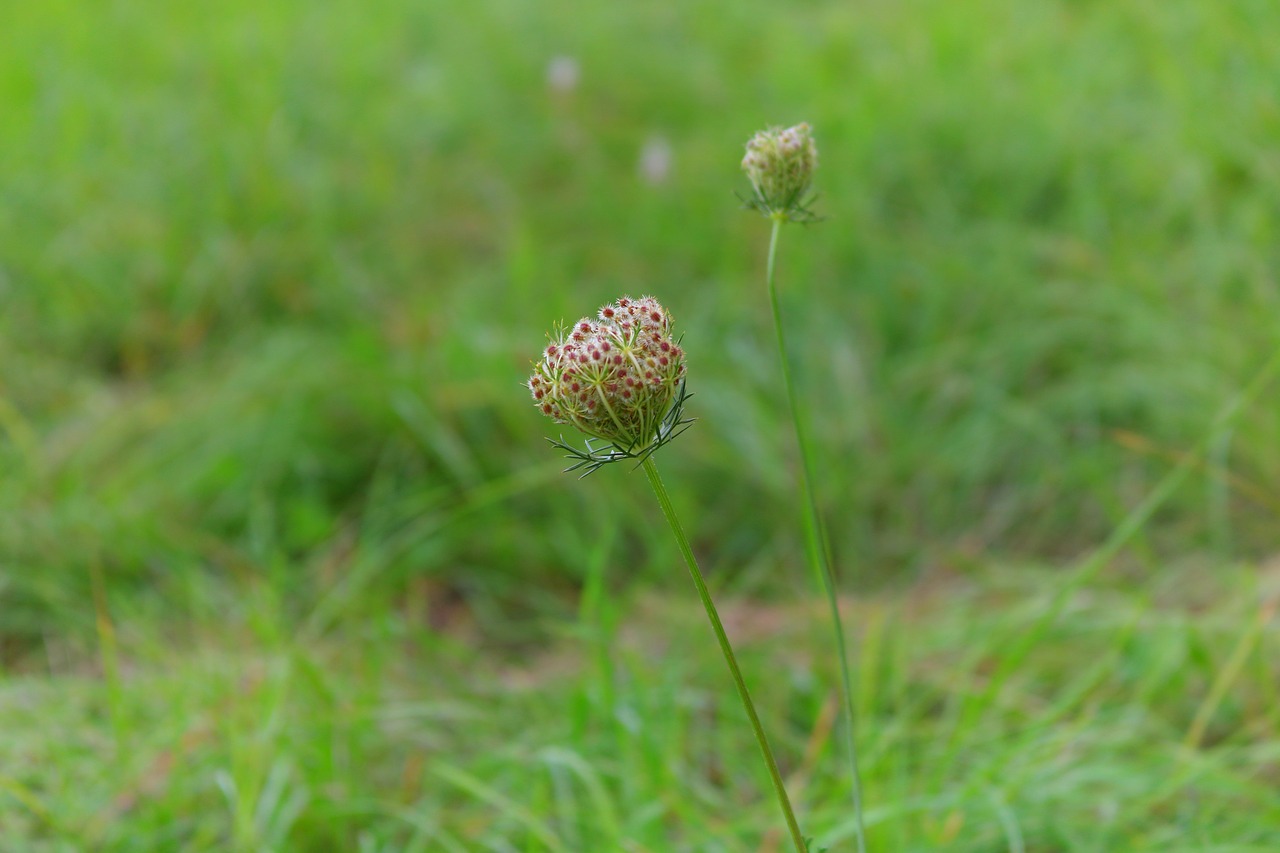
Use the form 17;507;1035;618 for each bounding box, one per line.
546;56;580;95
529;296;692;473
638;134;673;185
741;122;820;222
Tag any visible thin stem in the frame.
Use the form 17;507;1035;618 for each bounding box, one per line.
641;456;808;853
766;215;868;853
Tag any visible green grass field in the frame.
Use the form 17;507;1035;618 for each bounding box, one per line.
3;0;1279;849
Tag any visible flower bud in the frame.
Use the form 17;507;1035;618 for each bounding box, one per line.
741;122;819;220
529;295;687;451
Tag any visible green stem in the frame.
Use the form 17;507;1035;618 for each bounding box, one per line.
766;215;867;853
641;456;808;853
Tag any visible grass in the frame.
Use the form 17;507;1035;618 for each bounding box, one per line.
4;561;1279;850
2;0;1280;848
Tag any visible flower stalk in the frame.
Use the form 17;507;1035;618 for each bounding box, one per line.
528;295;811;850
747;123;868;853
641;456;809;853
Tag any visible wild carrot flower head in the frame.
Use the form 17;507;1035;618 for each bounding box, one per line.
741;122;820;222
528;295;693;474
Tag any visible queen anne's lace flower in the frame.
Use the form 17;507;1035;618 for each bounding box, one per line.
528;295;687;452
741;122;819;221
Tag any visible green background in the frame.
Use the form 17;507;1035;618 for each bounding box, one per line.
2;0;1278;849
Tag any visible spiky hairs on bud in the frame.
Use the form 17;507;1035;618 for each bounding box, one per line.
528;296;692;471
741;122;820;222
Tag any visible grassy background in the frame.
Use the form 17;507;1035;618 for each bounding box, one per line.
2;0;1279;849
